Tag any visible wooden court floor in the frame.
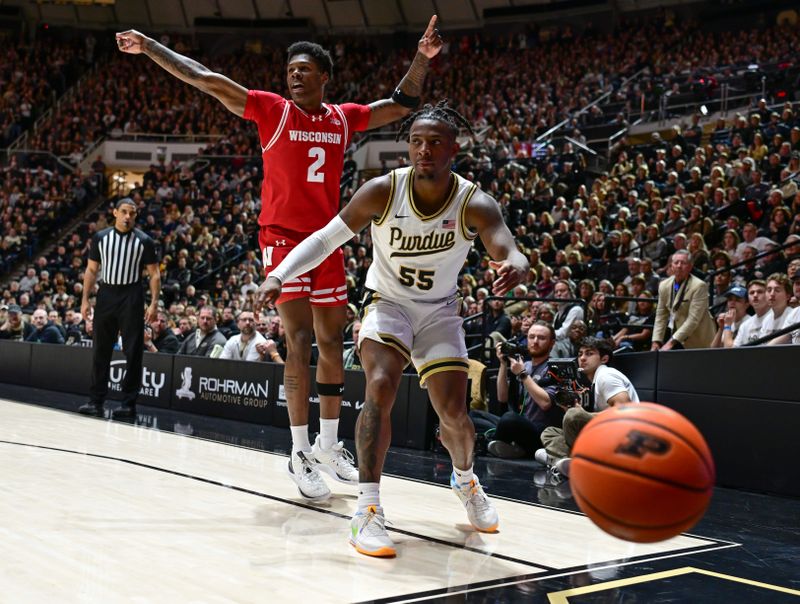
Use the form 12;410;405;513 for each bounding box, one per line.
0;397;797;603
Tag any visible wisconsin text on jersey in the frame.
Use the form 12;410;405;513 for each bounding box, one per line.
388;227;456;257
288;130;343;144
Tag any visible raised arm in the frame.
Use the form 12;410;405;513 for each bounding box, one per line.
116;30;248;117
465;190;529;296
254;176;393;311
365;15;443;129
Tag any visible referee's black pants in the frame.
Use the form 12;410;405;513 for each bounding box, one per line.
90;284;145;406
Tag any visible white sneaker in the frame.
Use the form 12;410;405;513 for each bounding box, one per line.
534;448;558;467
312;435;358;485
286;451;331;502
451;473;499;533
552;457;571;479
350;505;396;557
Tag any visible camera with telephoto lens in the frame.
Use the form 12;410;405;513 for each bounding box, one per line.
499;341;526;357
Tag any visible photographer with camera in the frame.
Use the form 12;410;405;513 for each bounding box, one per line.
537;336;639;479
485;321;563;459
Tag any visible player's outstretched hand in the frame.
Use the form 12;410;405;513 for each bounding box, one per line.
489;260;525;296
254;277;282;313
116;30;148;54
418;15;443;59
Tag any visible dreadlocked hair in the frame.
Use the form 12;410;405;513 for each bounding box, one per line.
395;99;475;142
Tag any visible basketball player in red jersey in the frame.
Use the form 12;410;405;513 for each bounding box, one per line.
116;18;443;501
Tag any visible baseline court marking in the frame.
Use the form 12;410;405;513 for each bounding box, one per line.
547;566;800;603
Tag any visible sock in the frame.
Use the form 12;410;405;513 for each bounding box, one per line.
290;424;311;460
319;418;339;450
357;482;381;511
453;464;474;487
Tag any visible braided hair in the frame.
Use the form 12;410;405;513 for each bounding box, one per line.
395;99;474;142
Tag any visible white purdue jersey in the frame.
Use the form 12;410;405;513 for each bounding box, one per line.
365;167;478;301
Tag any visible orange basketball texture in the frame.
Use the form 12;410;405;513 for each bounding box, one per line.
570;403;715;543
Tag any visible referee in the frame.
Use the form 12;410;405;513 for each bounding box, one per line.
78;198;160;419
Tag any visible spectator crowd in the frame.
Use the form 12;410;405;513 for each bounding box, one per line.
3;17;800;377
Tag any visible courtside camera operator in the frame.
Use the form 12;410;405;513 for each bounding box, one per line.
481;321;565;459
537;336;639;478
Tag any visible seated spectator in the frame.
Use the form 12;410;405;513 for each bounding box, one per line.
177;307;226;358
485;297;512;340
144;310;180;353
25;309;65;344
552;280;584;340
343;320;362;370
733;280;770;346
48;310;67;340
218;306;240;339
0;304;34;341
552;319;587;359
612;292;655;352
18;268;39;293
537;336;639;477
219;310;269;362
759;273;793;342
712;286;751;348
175;316;194;343
64;311;91;346
769;272;800;345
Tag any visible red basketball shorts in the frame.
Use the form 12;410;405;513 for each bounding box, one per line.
261;240;348;307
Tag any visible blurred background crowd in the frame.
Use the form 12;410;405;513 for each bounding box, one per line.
3;11;800;378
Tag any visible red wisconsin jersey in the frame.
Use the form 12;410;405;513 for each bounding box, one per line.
244;90;370;242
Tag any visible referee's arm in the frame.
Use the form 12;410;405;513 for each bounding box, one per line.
145;262;161;323
81;259;100;319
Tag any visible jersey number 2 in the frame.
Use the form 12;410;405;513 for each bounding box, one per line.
307;147;325;183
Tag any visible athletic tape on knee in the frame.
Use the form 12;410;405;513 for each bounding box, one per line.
316;382;345;396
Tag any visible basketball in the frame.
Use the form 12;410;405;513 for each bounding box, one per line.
570;403;715;543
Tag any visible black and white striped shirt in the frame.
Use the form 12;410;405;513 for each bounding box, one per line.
88;227;157;285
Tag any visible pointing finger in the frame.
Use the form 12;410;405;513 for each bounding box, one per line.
424;15;438;36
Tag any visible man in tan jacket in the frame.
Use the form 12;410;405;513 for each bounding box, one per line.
651;250;716;350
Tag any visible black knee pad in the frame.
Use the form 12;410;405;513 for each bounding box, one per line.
317;382;344;396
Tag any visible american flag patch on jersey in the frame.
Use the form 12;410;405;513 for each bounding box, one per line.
441;219;456;230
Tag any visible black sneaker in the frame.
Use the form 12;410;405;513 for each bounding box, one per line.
111;404;136;420
78;402;104;417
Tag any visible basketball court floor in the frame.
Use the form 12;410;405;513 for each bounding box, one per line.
0;386;798;603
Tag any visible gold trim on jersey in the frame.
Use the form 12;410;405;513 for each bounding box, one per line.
373;171;395;226
376;332;412;363
418;357;470;384
407;169;459;221
459;183;479;241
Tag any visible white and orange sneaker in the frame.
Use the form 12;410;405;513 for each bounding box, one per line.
350;505;396;558
451;473;499;533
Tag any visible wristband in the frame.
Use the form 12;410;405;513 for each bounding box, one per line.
392;87;421;109
723;326;732;331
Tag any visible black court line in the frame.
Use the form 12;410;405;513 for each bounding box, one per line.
0;439;555;572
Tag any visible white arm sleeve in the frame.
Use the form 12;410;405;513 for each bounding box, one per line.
268;215;356;284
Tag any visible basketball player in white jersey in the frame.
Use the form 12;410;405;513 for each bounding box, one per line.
256;101;529;557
